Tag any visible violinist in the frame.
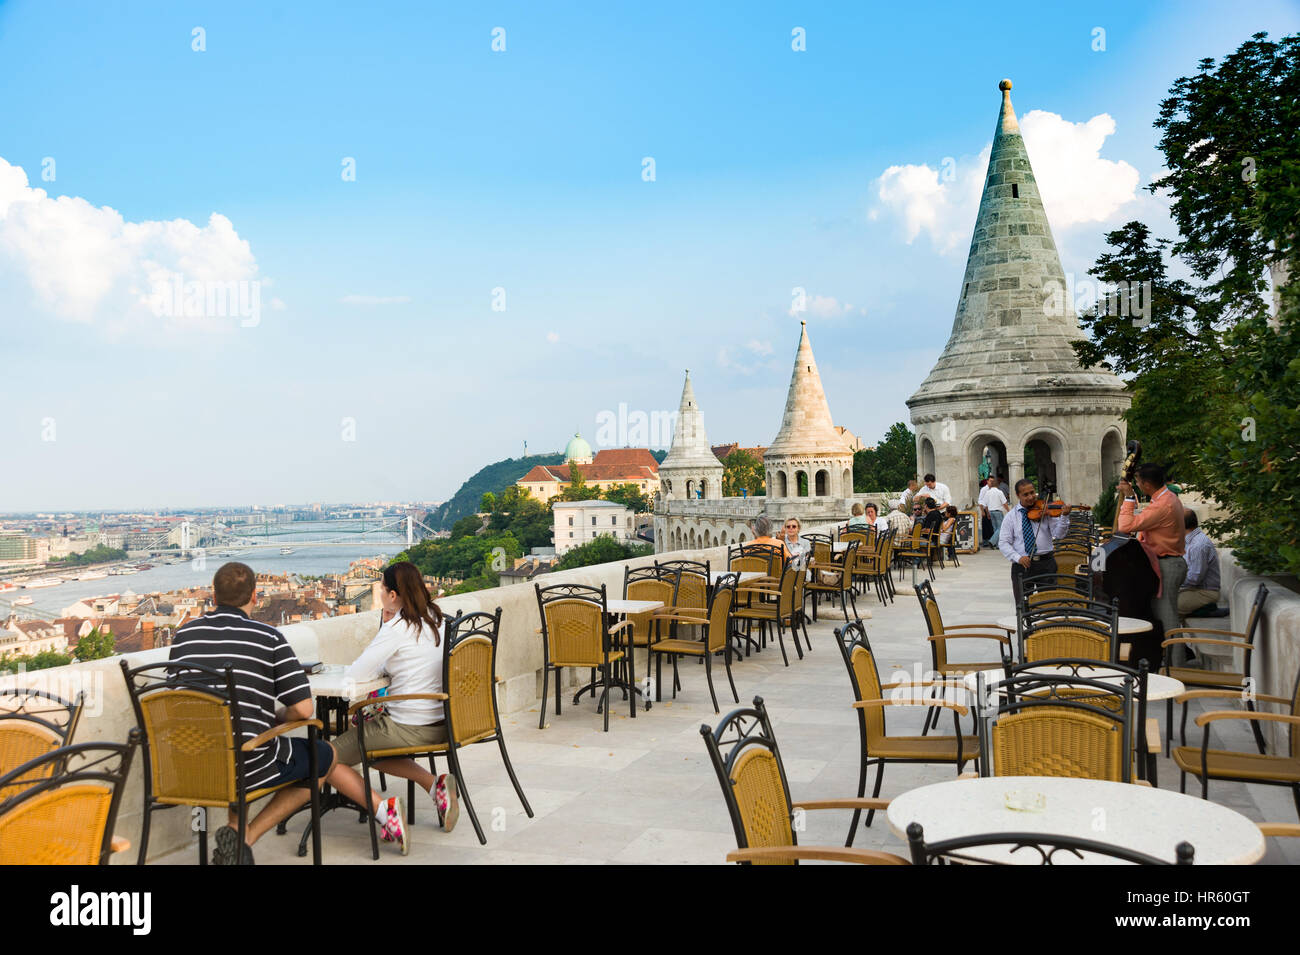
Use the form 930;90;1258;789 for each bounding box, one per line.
998;478;1072;606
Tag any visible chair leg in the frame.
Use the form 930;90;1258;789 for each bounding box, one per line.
496;734;534;817
724;645;739;704
449;746;486;845
362;753;380;860
1247;698;1268;754
195;813;205;866
655;652;663;702
1165;698;1172;754
407;779;415;823
1179;770;1186;793
602;663;610;732
138;803;153;866
671;656;680;699
775;622;790;667
1292;785;1300;823
704;652;719;714
865;761;885;827
539;665;549;730
847;753;868;847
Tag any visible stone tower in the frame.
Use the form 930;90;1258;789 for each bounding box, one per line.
658;371;725;500
764;322;854;500
906;78;1130;508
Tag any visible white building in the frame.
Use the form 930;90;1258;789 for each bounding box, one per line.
552;500;635;555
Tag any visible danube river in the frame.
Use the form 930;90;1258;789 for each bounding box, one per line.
0;539;404;619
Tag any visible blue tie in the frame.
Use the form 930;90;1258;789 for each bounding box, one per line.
1021;509;1037;557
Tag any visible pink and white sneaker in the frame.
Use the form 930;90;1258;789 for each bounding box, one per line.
378;796;409;855
434;774;459;833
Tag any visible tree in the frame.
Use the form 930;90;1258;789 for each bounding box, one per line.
721;450;765;497
555;464;602;502
449;513;483;540
602;483;650;512
72;628;117;662
555;537;653;571
853;423;916;492
479;491;497;512
0;649;73;674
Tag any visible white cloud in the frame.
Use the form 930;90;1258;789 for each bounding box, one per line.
870;110;1140;254
788;294;862;319
340;294;412;305
546;331;559;343
0;156;262;329
744;338;773;356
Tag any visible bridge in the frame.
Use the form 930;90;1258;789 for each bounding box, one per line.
137;514;442;556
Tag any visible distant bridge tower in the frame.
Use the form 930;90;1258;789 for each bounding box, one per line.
406;514;413;547
180;521;191;555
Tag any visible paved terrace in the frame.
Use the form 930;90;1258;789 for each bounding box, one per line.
153;549;1300;865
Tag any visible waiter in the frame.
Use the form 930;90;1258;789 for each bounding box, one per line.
998;478;1072;606
1117;463;1186;661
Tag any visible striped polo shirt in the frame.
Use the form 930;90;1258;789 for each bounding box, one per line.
169;606;312;790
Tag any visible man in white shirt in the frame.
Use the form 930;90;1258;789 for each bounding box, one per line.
998;478;1071;606
979;476;1009;549
914;473;952;508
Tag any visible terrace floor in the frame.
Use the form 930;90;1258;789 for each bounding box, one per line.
154;549;1300;865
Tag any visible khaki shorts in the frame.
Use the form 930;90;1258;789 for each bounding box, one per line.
331;715;448;766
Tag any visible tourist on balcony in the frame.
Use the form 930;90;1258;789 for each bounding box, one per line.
846;503;869;531
327;560;460;846
750;515;792;558
1179;511;1220;616
781;517;807;569
863;503;889;534
886;500;913;537
979;476;1009;549
939;505;960;561
920;497;945;538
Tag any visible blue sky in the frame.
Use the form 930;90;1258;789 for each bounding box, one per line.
2;0;1296;510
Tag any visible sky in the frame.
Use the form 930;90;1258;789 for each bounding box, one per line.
2;0;1297;511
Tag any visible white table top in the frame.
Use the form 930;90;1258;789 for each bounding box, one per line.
605;599;663;615
308;665;388;701
998;614;1153;635
887;775;1265;865
713;570;765;584
832;542;849;553
962;666;1185;702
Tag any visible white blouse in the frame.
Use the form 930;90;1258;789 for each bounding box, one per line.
346;612;446;725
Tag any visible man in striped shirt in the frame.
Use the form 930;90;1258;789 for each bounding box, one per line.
170;562;335;864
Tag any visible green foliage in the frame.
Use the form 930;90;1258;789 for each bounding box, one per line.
397;533;523;582
555;537;653;571
555;464;603;502
484;484;555;550
429;452;564;531
602;483;651;512
450;514;484;540
0;649;74;674
1200;287;1300;575
48;544;128;567
721;450;765;497
853;422;916;492
1093;477;1119;527
72;628;117;662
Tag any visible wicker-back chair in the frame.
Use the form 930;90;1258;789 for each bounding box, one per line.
733;562;805;667
624;565;679;670
702;695;907;865
893;523;931;581
914;580;1011;732
536;583;633;733
905;821;1193;866
1018;602;1118;664
354;607;533;852
0;732;140;865
649;574;738;712
807;539;859;623
1173;664;1300;819
835;621;978;843
980;670;1134;783
120;659;324;865
1163;583;1270;753
655;558;711;620
0;689;85;800
1021;572;1093;612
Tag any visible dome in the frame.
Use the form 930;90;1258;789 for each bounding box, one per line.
564;432;593;464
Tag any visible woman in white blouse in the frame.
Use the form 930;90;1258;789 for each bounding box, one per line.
328;561;459;853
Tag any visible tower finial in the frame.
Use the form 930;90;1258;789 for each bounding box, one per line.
999;78;1012;91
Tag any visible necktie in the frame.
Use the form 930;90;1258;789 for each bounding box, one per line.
1021;509;1037;557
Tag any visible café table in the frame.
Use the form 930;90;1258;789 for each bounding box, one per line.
572;599;663;714
997;614;1153;636
961;665;1185;702
710;570;765;586
887;775;1265;865
278;665;390;855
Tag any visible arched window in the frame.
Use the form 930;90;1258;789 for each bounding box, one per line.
797;471;810;498
815;469;829;496
775;471;788;498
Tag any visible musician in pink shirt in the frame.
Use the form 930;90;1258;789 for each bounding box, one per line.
1118;463;1187;662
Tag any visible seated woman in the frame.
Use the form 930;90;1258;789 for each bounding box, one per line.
780;517;807;570
846;503;869;531
749;515;793;558
939;505;959;561
327;561;460;854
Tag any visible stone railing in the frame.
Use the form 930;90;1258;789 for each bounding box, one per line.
0;530;833;862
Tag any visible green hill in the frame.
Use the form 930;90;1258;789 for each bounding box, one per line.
430;453;565;530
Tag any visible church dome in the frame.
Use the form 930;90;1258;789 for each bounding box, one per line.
564;432;593;464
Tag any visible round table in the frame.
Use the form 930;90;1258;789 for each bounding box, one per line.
961;665;1185;701
887;776;1265;865
997;614;1153;635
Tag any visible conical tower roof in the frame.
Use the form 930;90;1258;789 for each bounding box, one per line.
766;323;851;458
661;371;724;473
907;79;1127;408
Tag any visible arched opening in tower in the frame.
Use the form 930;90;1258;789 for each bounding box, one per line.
796;471;810;497
815;469;829;496
1023;436;1062;497
1100;430;1124;495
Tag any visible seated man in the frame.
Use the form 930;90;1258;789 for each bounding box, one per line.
886;500;913;537
749;515;792;558
863;503;889;534
1179;511;1221;616
170;562;409;864
920;497;944;537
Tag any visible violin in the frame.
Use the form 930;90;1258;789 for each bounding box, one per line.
1024;494;1069;521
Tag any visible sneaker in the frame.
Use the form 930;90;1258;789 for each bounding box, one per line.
212;825;255;865
434;773;459;833
378;796;409;855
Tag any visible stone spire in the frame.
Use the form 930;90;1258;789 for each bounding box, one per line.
659;370;724;500
908;78;1124;403
764;323;854;499
906;79;1130;508
766;322;846;456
